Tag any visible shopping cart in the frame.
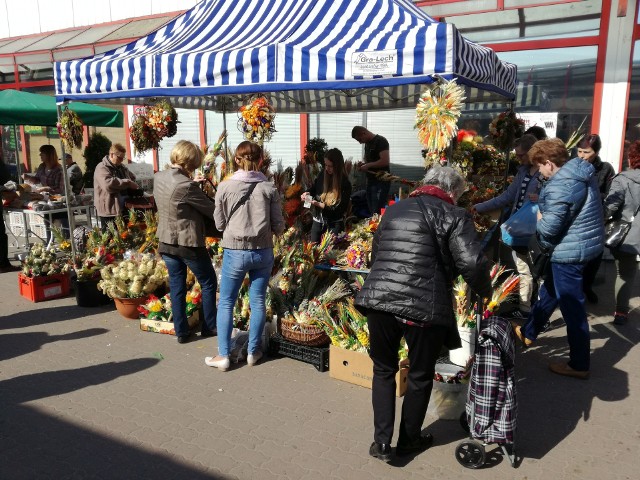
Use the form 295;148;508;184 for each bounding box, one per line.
455;313;517;469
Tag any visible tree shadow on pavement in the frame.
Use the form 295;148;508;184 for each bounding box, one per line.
0;359;230;479
0;327;109;362
514;320;639;460
0;304;115;331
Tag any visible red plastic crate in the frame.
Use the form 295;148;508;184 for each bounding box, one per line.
18;273;71;302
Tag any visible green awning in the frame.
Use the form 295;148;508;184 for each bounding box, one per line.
0;89;123;127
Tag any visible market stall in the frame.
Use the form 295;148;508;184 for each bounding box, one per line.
46;0;521;385
0;89;124;253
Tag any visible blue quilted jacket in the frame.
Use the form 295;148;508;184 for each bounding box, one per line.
537;158;604;263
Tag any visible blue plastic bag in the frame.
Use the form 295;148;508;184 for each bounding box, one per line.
500;200;539;247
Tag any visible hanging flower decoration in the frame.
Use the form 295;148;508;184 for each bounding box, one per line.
415;79;465;154
57;107;84;151
237;95;276;145
129;100;178;154
489;109;525;151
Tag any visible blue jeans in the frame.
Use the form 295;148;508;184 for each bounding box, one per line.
216;248;274;356
366;181;390;216
523;262;590;371
162;253;217;337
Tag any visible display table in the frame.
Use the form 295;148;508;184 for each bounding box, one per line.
4;205;96;249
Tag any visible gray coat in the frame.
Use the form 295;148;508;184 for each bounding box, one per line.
604;169;640;255
67;162;84;195
154;168;215;248
214;172;285;250
93;157;136;217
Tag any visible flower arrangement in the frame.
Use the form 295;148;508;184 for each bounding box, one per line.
415;78;465;154
237;95;276;145
137;283;202;321
343;239;371;269
489;110;525;151
72;245;116;282
453;263;520;328
422;150;448;170
21;243;69;277
97;253;167;299
57;107;84;151
130;100;178;154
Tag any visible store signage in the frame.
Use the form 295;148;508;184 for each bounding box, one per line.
520;112;558;138
351;50;397;76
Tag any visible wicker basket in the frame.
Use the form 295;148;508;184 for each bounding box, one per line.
278;315;330;347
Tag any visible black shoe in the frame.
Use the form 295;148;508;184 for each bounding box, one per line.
200;329;217;338
584;289;598;304
177;335;191;344
396;433;434;457
506;309;529;321
541;320;552;333
369;442;392;462
613;314;628;326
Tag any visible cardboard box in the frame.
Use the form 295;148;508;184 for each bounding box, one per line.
18;272;70;302
139;311;200;335
329;345;408;397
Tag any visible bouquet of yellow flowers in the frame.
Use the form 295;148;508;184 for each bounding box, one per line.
137;283;202;320
237;95;276;145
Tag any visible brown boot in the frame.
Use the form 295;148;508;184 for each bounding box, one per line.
513;325;533;347
548;362;589;380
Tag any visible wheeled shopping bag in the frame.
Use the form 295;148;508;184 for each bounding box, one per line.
455;315;517;469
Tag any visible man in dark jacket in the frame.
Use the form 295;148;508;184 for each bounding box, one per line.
356;167;492;462
352;126;391;216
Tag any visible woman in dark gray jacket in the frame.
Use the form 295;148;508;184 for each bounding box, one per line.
356;167;492;463
154;140;218;344
604;140;640;326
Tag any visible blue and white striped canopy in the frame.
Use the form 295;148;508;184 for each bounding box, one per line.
54;0;517;112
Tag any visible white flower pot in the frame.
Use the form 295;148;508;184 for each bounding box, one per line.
449;326;476;367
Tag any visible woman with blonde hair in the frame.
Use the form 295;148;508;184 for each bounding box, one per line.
154;140;218;343
302;148;352;242
206;141;285;371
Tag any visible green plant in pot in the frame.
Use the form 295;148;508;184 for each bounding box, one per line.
82;132;112;189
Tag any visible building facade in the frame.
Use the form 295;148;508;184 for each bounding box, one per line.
0;0;638;177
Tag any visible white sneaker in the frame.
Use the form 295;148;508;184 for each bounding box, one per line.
247;351;263;366
205;356;230;371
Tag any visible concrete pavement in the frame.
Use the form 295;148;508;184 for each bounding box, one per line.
1;258;639;480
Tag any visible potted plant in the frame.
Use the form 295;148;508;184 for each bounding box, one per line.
19;243;71;302
71;246;116;307
97;253;168;319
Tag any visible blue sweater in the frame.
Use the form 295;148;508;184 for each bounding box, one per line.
537;158;604;263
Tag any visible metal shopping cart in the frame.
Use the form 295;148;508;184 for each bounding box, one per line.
455;314;518;469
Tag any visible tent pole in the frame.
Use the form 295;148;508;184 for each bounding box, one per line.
222;99;229;157
12;125;22;182
56;104;77;258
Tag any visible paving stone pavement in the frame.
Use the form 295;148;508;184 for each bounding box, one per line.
1;259;639;480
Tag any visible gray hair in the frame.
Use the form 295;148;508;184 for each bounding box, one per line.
423;166;466;201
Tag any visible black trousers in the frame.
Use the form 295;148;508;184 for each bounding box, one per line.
368;309;447;445
583;252;603;292
310;219;344;243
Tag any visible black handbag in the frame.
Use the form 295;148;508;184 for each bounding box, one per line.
528;235;552;280
605;203;639;249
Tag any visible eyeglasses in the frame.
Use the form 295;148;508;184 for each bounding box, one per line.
111;153;125;160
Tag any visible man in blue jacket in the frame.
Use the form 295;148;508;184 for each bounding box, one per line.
514;139;604;379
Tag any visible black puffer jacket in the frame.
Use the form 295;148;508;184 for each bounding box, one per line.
355;193;492;348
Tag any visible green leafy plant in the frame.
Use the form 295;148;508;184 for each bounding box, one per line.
82;132;112;188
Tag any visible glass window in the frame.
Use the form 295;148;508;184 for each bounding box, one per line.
625;41;640;153
431;0;602;44
460;46;597;143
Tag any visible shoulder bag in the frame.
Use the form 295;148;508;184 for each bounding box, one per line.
605;202;640;249
203;181;258;238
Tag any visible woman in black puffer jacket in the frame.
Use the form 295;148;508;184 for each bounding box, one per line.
356;167;492;462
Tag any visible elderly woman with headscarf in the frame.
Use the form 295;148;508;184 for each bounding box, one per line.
356;166;492;463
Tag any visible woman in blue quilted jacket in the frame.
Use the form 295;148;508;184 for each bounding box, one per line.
514;139;604;379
